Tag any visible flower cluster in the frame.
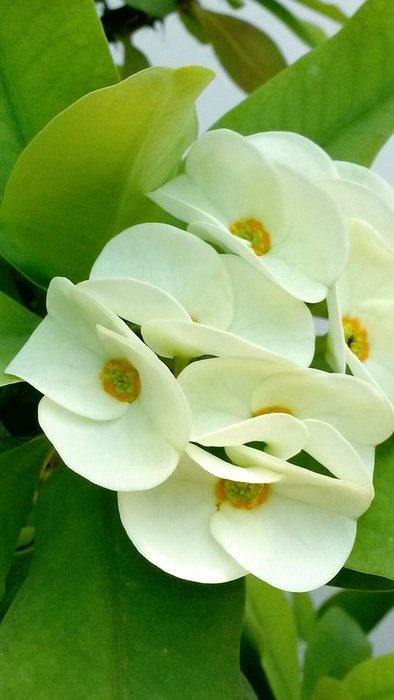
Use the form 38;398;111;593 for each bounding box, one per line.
7;129;394;592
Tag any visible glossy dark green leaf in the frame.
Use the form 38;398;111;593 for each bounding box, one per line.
0;292;40;386
0;66;213;287
347;436;394;582
195;8;286;93
302;607;371;700
329;569;394;592
318;590;394;634
343;655;394;699
0;0;118;202
215;0;394;166
0;435;50;600
0;467;245;699
245;576;301;700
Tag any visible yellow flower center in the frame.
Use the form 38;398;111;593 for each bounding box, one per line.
100;358;141;402
229;218;271;256
253;405;293;417
216;479;270;510
342;316;369;361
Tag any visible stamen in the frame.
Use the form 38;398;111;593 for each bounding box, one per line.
342;316;369;361
229;218;271;256
216;479;270;510
100;358;141;402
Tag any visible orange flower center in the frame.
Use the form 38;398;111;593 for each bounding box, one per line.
229;218;271;256
342;316;369;361
253;405;293;417
100;358;141;402
216;479;270;510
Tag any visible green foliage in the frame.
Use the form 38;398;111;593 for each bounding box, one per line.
245;576;301;700
0;0;118;202
318;590;394;634
121;39;150;77
343;655;394;699
194;8;286;93
124;0;176;16
215;0;394;166
0;293;40;386
0;66;213;287
0;467;245;699
253;0;328;48
292;592;316;642
312;677;354;700
302;607;371;700
291;0;347;22
0;435;51;600
347;436;394;581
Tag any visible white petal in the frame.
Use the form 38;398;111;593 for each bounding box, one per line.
39;397;183;491
80;278;190;325
210;495;357;591
335;161;394;213
326;285;346;373
248;132;337;179
90;223;234;329
186;443;283;483
118;454;245;583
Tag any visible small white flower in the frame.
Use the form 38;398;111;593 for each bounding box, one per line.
149;129;348;303
5;277;191;491
85;222;315;365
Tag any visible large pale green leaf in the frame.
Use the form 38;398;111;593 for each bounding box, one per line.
0;435;50;600
245;576;301;700
0;467;245;699
343;655;394;699
312;677;354;700
0;0;118;202
347;436;394;581
215;0;394;165
0;292;40;386
195;8;286;93
0;66;213;287
302;607;371;700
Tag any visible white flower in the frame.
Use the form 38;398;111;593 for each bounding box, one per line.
85;222;315;365
148;129;348;303
326;220;394;406
117;356;393;591
5;277;191;491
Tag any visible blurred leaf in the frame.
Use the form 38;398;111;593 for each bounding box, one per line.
318;590;394;634
329;568;394;592
0;66;213;287
254;0;328;48
0;0;118;203
0;549;34;623
347;436;394;581
245;576;301;700
195;8;286;93
121;38;150;77
343;655;394;699
292;592;316;642
215;0;394;166
125;0;176;16
178;8;209;44
302;607;371;700
0;435;50;600
312;677;354;700
0;292;40;387
291;0;347;23
0;467;245;699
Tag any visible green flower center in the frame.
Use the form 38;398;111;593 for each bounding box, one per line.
216;479;270;510
100;358;141;402
229;218;271;256
342;316;369;361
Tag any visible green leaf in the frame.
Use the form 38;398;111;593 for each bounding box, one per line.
343;655;394;699
329;568;394;591
318;590;394;634
254;0;328;48
125;0;176;16
0;292;40;387
214;0;394;166
312;677;354;700
121;39;150;77
292;592;316;642
195;8;286;93
0;66;213;287
347;436;394;581
0;435;50;600
0;467;245;699
0;0;118;202
245;575;301;700
302;607;371;700
291;0;347;23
